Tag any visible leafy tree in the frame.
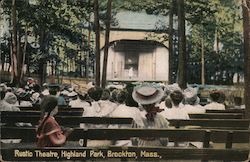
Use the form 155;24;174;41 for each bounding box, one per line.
1;0;91;84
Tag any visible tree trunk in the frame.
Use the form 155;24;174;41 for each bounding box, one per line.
101;0;112;88
177;0;187;89
168;0;174;84
39;29;46;84
94;0;101;87
11;0;19;86
242;0;250;119
20;21;28;83
201;26;205;85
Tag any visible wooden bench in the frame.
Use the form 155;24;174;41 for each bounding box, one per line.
0;110;83;116
168;119;250;130
1;127;249;161
18;106;84;111
1;127;249;148
189;113;244;119
0;115;133;126
2;112;249;129
206;109;245;114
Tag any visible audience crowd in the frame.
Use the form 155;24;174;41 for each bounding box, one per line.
0;79;244;148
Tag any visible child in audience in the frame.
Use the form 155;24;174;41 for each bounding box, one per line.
131;84;169;147
36;96;73;147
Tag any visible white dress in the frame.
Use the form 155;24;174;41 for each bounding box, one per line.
184;104;206;114
159;104;190;147
160;104;190;120
80;100;118;147
69;98;90;108
109;104;145;146
203;102;225;110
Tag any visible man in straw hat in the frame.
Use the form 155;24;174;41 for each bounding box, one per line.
132;83;169;147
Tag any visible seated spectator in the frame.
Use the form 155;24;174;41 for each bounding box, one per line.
41;83;50;96
49;84;67;107
68;91;90;108
124;83;138;107
183;87;205;114
131;84;168;147
31;92;41;109
0;89;13;111
110;90;144;146
4;92;20;111
234;96;245;109
160;90;189;120
79;87;117;147
203;90;226;110
18;92;33;107
36;96;73;147
68;91;78;102
82;87;117;118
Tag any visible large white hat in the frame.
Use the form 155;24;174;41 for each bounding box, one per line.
183;87;199;104
132;85;164;105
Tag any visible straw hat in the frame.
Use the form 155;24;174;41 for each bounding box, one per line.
132;85;164;105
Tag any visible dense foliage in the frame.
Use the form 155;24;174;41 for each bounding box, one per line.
0;0;244;85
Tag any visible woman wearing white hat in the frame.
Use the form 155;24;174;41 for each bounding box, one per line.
132;84;169;147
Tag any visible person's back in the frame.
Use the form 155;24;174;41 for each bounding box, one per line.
183;87;205;114
80;87;114;147
160;90;189;120
4;92;20;111
131;84;169;147
0;91;17;111
204;90;225;110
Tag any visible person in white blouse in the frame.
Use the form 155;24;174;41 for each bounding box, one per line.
203;90;226;110
79;87;118;147
183;87;205;114
131;84;169;147
68;91;90;108
160;90;189;120
110;90;144;146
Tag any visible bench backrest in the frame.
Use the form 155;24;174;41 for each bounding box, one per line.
0;114;133;125
1;112;249;129
206;109;245;114
168;119;250;130
0;111;83;116
18;106;84;111
189;113;244;119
